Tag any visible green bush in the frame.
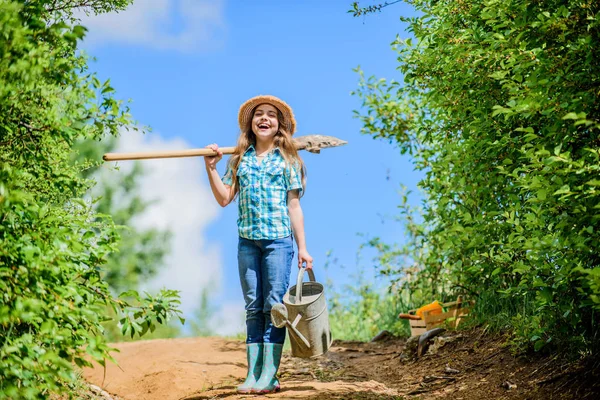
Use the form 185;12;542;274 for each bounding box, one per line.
324;247;427;341
328;277;413;341
0;2;181;398
352;0;600;354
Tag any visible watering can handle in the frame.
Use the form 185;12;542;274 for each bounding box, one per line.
296;266;316;303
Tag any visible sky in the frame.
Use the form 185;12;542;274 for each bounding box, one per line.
78;0;423;336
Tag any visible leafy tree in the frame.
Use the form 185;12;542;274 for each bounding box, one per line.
73;137;171;294
352;0;600;353
0;1;182;398
72;137;178;343
188;287;220;337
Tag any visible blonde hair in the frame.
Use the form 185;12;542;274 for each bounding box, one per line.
227;105;306;199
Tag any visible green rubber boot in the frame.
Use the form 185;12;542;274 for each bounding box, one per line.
237;343;263;393
252;343;283;394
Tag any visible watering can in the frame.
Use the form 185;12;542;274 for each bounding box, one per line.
271;267;332;358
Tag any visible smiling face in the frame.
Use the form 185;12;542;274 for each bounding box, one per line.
251;103;280;141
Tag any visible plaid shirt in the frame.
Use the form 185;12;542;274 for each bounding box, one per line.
222;145;303;240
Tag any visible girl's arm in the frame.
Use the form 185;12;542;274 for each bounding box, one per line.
204;144;234;207
288;190;313;269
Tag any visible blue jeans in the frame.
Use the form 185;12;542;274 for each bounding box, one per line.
238;235;293;344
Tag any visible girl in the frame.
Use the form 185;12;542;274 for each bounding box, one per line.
204;95;313;394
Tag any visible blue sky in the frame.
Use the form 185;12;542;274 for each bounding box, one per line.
80;0;422;335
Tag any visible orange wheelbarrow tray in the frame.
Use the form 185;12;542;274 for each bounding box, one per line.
398;297;474;337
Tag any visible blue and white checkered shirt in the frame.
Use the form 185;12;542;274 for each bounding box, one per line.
222;145;303;240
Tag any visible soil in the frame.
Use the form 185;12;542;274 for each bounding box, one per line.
83;329;600;400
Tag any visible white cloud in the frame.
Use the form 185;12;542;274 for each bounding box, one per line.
99;128;222;321
77;0;226;52
211;301;246;336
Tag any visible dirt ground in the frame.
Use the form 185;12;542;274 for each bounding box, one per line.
83;329;600;400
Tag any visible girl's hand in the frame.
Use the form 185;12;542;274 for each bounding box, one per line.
298;249;314;270
204;143;222;169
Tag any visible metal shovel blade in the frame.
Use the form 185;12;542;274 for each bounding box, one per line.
293;134;348;154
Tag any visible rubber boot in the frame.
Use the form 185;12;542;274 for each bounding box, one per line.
252;343;283;394
237;343;263;393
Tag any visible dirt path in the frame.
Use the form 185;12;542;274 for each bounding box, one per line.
83;337;399;400
83;331;600;400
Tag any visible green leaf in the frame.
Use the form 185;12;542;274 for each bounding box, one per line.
534;339;546;352
537;189;547;200
562;112;579;120
553;185;571;195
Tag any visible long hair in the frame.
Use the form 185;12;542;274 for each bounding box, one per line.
227;106;306;199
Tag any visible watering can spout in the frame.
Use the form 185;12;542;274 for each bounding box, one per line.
288;325;311;350
271;303;311;349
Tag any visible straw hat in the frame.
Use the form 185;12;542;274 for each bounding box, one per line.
238;95;297;135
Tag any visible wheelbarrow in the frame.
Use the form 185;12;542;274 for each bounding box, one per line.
398;296;473;337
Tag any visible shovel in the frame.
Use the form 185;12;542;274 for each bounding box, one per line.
102;134;347;161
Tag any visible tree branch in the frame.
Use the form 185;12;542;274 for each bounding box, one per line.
349;0;403;17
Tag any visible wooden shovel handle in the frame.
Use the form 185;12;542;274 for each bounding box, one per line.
102;146;237;161
102;134;347;162
398;313;422;321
